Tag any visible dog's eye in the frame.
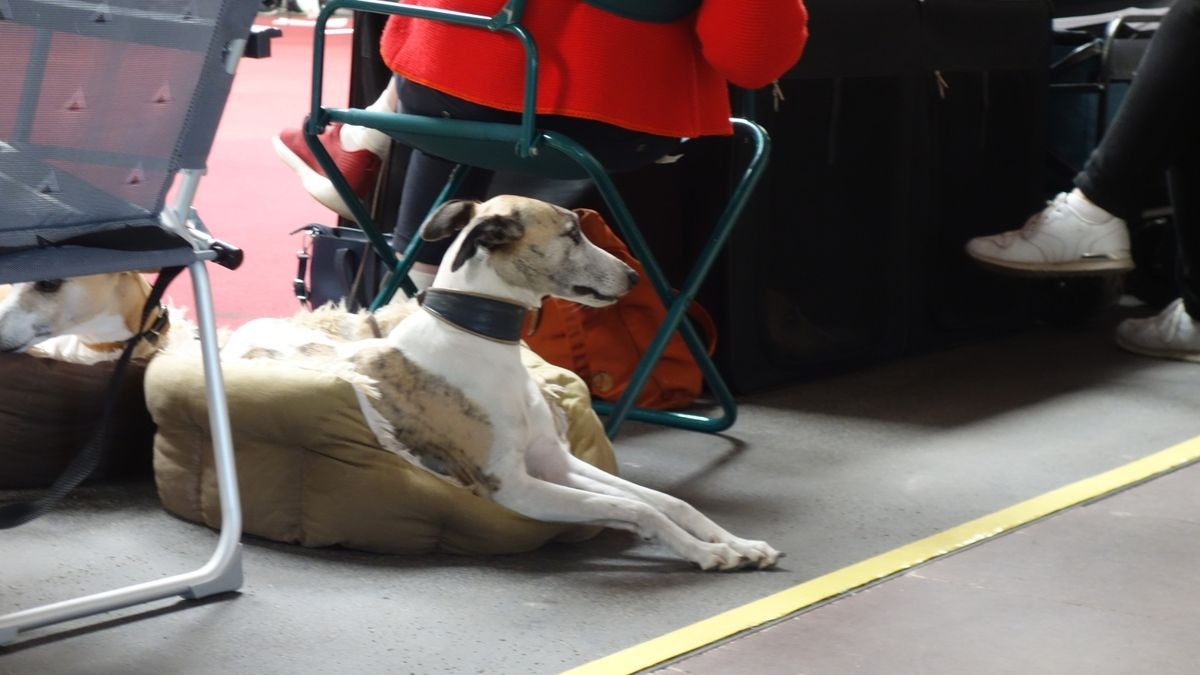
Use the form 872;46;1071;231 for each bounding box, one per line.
33;279;64;293
565;227;582;244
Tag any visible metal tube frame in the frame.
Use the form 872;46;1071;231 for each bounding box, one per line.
302;0;772;438
0;172;244;647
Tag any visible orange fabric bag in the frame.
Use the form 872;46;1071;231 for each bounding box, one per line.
523;209;716;410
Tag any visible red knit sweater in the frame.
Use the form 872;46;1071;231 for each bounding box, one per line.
379;0;808;138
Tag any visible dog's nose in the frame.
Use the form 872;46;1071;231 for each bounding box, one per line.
626;269;640;287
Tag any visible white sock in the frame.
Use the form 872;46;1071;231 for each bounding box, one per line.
1068;189;1118;224
373;79;398;113
338;82;396;159
408;268;436;293
294;0;320;19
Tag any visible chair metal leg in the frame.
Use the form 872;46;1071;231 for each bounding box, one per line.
588;170;739;436
311;108;768;438
0;261;243;646
304;115;395;267
181;259;244;596
544;120;770;438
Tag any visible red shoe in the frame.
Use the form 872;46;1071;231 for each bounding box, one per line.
273;123;384;220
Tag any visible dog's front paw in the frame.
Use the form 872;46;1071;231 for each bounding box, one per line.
693;542;753;572
727;539;784;569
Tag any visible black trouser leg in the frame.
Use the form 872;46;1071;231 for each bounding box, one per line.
1168;153;1200;318
1074;0;1200;220
394;147;491;264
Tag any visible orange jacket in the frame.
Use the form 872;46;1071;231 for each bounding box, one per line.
379;0;808;138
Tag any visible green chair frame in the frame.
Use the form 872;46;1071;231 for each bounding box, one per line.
305;0;770;438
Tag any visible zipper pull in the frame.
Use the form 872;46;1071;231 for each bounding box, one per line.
934;69;950;99
771;80;785;112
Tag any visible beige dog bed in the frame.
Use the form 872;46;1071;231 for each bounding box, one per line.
146;348;617;555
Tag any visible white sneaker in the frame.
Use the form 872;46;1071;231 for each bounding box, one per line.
294;0;321;19
965;192;1133;275
1116;299;1200;363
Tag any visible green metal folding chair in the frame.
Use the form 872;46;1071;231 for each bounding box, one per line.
305;0;770;438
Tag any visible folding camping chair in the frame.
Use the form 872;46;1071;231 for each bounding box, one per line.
0;0;258;645
304;0;770;438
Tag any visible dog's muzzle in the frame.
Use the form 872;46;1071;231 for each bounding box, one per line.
571;285;619;303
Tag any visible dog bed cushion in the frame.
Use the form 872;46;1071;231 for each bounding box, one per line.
0;353;154;489
146;348;618;555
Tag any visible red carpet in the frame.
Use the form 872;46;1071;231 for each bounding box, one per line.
165;18;353;328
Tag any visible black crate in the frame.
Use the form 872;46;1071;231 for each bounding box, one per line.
687;0;1055;393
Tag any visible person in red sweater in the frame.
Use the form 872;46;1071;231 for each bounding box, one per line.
276;0;808;290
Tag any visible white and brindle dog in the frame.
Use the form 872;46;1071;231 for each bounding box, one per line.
230;195;781;571
0;272;172;363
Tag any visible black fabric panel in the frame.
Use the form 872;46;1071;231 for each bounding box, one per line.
348;11;393;109
790;0;1051;78
682;1;1054;392
788;0;922;78
922;0;1053;71
341;11;412;234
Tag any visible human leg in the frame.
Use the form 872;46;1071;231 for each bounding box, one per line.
1110;2;1200;360
1075;0;1200;219
967;0;1200;274
392;148;492;267
1167;153;1200;319
389;78;504;268
1115;150;1200;360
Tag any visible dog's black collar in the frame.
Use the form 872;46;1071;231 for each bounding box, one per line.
139;304;170;346
418;288;528;345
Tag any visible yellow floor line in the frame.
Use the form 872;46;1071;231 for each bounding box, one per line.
565;435;1200;675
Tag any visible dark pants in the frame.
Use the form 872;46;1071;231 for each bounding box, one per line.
390;77;683;264
1074;0;1200;316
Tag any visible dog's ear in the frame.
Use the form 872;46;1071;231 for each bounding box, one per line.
449;215;525;272
419;200;479;242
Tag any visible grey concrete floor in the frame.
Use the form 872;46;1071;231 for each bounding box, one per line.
656;455;1200;675
3;315;1200;674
